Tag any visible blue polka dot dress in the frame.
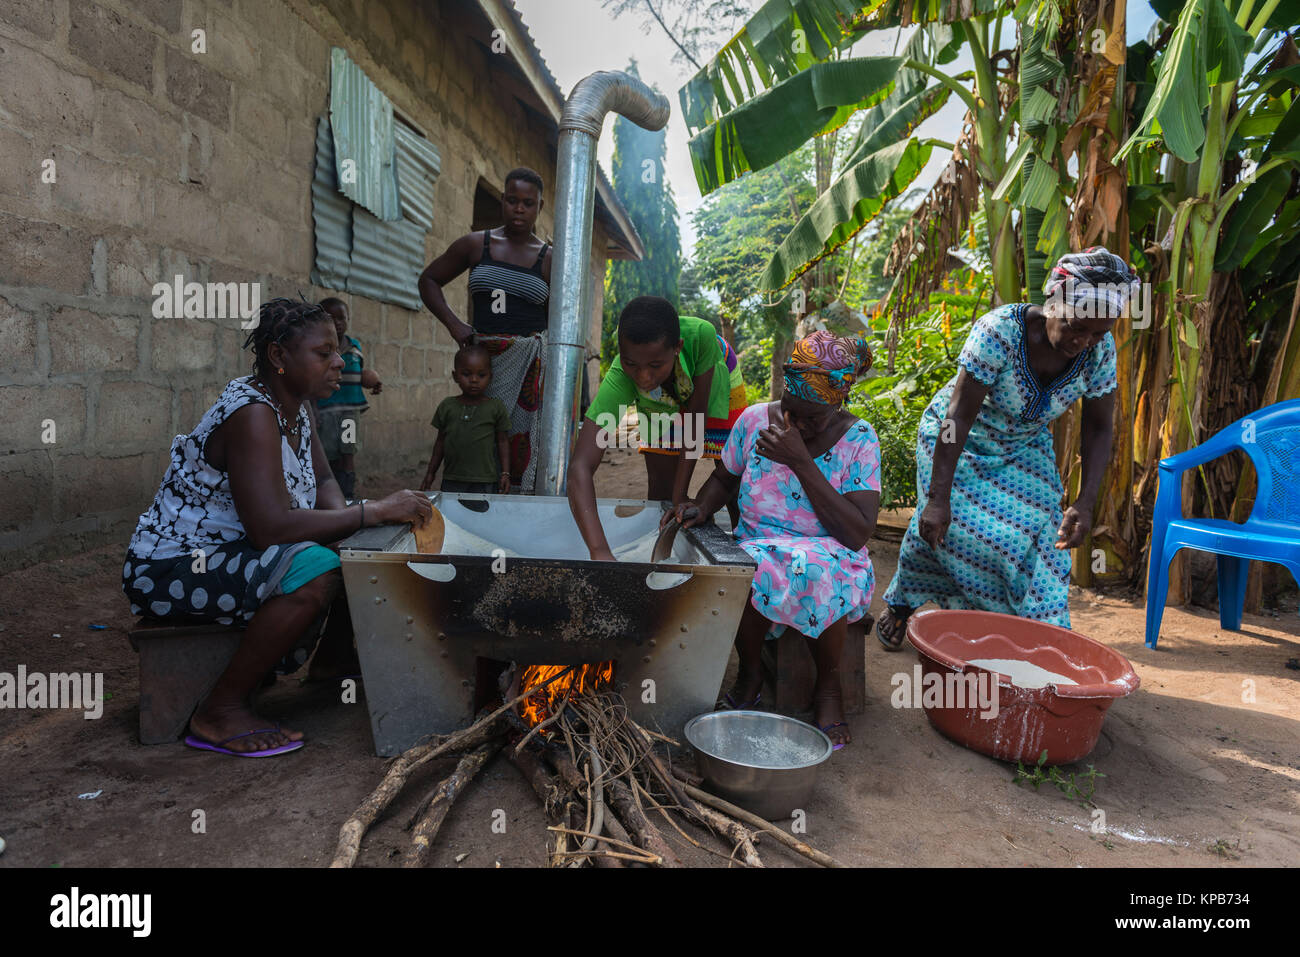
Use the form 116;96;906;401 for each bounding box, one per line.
882;304;1117;627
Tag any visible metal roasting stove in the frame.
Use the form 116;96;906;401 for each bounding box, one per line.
340;493;755;755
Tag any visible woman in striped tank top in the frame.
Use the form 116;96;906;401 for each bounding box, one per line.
418;168;552;492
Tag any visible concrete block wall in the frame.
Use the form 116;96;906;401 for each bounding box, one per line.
0;0;619;570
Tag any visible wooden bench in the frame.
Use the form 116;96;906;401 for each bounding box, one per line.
127;620;244;744
759;616;871;719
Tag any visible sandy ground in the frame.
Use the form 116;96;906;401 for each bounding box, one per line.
1;445;1297;868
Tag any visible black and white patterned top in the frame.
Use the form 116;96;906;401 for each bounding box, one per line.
127;377;317;562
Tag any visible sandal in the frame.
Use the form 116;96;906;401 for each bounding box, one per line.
876;606;911;652
820;722;850;752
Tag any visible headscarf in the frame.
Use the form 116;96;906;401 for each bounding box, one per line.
782;332;873;405
1043;247;1141;320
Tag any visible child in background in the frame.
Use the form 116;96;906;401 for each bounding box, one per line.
421;343;512;494
315;298;382;499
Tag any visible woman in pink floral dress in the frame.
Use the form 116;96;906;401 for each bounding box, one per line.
670;333;880;749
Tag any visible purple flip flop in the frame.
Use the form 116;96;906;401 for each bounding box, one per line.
821;723;849;752
185;727;304;758
719;692;761;711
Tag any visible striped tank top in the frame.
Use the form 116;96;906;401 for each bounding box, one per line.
466;228;550;336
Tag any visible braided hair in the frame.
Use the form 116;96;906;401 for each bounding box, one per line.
243;296;331;374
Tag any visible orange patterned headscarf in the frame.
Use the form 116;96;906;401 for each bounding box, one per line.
782;332;873;405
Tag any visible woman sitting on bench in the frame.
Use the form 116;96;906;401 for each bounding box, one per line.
122;297;431;757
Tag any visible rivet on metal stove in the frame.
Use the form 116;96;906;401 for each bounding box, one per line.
405;634;413;641
641;655;651;663
406;615;414;624
717;588;725;596
437;632;446;641
461;679;471;688
680;624;688;632
679;642;686;649
648;639;656;647
373;597;383;604
711;609;719;616
368;576;378;584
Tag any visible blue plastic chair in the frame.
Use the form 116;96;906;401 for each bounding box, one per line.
1145;399;1300;649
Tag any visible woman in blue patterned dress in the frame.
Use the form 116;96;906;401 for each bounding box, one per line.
877;249;1138;649
671;333;880;749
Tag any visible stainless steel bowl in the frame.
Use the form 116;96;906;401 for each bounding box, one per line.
684;711;833;820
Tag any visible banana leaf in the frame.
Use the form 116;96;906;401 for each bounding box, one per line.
1202;0;1250;86
760;138;933;290
687;56;902;195
1150;0;1300;34
1116;0;1209;164
841;25;953;160
678;0;882;133
679;0;1007;134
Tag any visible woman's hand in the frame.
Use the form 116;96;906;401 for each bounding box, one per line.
661;502;703;529
498;472;511;494
1056;503;1092;549
589;547;617;562
369;490;433;527
918;497;951;549
757;412;811;469
449;319;475;346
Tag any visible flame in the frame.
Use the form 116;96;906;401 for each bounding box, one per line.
518;662;614;727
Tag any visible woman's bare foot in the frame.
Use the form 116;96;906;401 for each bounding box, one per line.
189;701;303;754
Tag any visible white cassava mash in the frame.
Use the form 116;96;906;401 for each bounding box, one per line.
966;658;1077;689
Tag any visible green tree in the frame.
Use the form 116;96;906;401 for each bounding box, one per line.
603;63;682;363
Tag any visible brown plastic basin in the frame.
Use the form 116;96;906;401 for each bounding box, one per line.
906;609;1140;764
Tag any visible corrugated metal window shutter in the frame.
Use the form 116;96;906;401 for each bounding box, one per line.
328;47;401;222
311;49;442;309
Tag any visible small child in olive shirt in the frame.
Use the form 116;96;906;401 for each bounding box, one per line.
422;343;512;494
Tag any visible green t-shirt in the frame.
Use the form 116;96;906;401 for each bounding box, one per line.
432;396;512;482
584;316;730;444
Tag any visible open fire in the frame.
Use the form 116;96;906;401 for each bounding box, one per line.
518;662;615;727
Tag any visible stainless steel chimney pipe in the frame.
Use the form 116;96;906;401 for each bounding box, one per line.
534;71;670;495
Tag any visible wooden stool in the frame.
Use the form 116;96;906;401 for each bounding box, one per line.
127;620;244;744
760;616;871;719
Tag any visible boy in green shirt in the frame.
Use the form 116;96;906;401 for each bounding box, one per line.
569;296;745;560
421;344;513;494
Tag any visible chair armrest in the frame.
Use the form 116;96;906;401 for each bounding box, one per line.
1159;427;1243;475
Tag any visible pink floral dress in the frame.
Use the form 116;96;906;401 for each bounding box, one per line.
720;403;881;639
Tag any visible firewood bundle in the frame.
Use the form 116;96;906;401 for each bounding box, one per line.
330;665;842;869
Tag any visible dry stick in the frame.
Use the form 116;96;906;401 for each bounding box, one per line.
402;739;501;868
512;694;569;755
689;801;763;868
607;779;679;867
555;849;659;864
331;667;576;869
669;769;846;868
546;825;660;860
635;781;760;868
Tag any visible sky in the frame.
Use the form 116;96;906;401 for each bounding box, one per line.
512;0;1162;261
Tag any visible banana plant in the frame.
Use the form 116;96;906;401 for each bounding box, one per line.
1112;0;1299;600
679;0;1018;318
